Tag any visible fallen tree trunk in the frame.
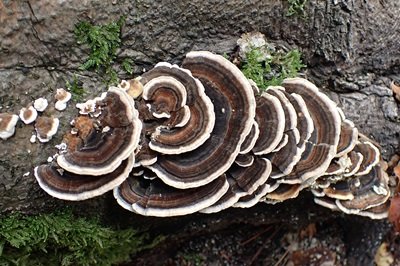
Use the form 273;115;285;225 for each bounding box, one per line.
0;0;399;264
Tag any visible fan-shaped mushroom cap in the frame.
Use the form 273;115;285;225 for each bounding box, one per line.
55;88;72;111
264;184;302;202
239;121;259;154
35;117;59;142
343;151;364;177
269;130;303;181
200;178;246;214
264;87;304;180
233;180;278;208
314;163;390;215
34;155;134;200
137;62;215;155
33;97;48;112
146;51;256;189
357;201;389;219
201;158;272;213
228;157;272;196
322;150;364;180
353;141;380;176
19;106;38;124
252;92;285;155
235;153;255;167
287;92;314;148
114;174;229;217
127;78;144;99
267;87;298;132
336;119;358;158
336;165;390;214
0;113;19;140
281;78;341;185
56;87;142;175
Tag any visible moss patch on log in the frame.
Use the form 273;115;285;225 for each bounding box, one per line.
240;46;305;91
0;210;162;266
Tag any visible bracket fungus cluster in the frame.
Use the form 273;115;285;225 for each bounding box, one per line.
34;51;391;218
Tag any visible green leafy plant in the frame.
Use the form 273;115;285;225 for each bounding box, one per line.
286;0;308;17
0;211;163;266
74;16;131;85
122;58;134;75
240;46;305;91
66;75;85;101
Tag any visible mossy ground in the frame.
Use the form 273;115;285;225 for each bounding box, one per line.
0;210;163;266
240;46;305;91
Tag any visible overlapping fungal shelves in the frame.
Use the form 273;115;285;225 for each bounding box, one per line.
34;51;391;218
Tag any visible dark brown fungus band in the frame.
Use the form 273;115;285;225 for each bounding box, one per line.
34;155;134;200
265;87;303;179
353;141;380;176
233;179;279;208
343;151;364;177
235;153;255;167
113;174;229;217
314;163;390;217
201;158;272;213
138;62;215;155
239;121;260;154
146;51;256;189
281;78;341;185
252;92;285;155
336;119;358;158
200;177;245;214
56;87;142;175
285;92;314;149
336;165;390;214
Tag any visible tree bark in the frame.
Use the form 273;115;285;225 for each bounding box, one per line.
0;0;399;264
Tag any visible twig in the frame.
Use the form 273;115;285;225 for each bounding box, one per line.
273;249;289;266
241;225;272;246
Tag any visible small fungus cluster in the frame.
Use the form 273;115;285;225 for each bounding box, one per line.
0;88;71;142
34;51;390;217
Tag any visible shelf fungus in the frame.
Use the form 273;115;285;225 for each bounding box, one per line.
19;106;38;124
0;113;19;140
35;117;59;143
55;88;72;111
34;51;391;218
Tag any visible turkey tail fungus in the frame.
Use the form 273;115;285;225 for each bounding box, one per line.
34;51;392;218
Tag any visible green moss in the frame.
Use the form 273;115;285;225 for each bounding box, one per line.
66;75;85;101
286;0;308;17
240;46;305;91
178;252;205;266
121;58;134;75
74;16;130;85
0;211;162;266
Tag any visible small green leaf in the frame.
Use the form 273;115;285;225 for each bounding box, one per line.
122;58;134;75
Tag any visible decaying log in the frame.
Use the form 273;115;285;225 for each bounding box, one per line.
0;1;399;264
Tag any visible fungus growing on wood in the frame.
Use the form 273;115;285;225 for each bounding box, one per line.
54;88;72;111
56;87;142;175
19;106;38;124
35;117;59;142
114;174;229;217
32;51;391;219
33;97;48;112
145;51;255;189
280;78;341;185
34;155;135;200
0;113;19;140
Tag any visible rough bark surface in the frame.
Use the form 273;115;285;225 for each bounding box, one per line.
0;0;399;264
